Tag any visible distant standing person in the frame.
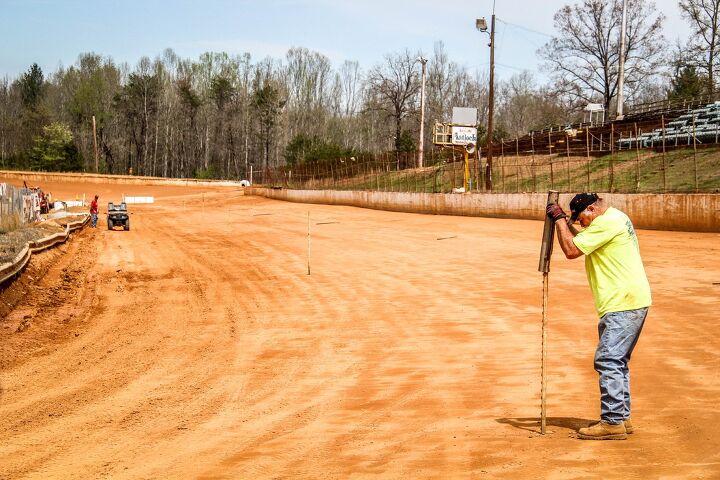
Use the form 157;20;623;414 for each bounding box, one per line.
546;193;651;440
90;194;99;228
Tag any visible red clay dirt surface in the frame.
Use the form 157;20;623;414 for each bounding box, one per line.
1;177;719;479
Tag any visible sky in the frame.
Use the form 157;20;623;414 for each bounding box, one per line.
0;0;692;83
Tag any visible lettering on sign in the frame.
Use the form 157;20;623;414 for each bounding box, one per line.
451;126;477;145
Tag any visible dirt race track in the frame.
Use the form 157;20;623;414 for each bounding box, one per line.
1;179;720;479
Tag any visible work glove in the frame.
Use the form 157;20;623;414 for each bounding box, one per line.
546;203;567;222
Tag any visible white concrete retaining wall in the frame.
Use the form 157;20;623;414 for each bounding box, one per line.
246;188;720;232
0;170;245;188
124;196;155;204
0;215;89;285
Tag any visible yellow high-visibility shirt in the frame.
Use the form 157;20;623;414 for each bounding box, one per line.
572;207;652;317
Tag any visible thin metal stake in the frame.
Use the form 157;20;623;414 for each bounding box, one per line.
538;190;559;435
307;211;311;275
541;271;549;434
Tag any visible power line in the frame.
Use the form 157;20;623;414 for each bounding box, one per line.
471;61;535;73
496;21;547;50
496;62;532;72
496;18;554;38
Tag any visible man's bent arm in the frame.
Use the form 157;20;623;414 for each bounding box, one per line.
555;220;584;259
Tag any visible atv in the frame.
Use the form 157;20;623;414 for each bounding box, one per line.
107;202;130;231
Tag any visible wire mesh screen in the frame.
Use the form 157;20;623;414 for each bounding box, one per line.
252;100;720;194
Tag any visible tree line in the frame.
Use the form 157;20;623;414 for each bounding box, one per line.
0;0;717;180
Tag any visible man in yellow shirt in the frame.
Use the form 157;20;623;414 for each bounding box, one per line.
547;193;651;440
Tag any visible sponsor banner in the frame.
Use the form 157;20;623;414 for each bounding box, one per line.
451;126;477;145
54;200;84;209
124;196;155;204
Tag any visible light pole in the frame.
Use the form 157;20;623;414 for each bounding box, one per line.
418;56;428;168
616;0;628;120
476;14;495;191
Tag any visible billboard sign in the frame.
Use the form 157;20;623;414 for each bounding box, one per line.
451;126;477;145
452;107;478;125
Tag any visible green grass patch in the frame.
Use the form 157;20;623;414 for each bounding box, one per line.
283;146;720;193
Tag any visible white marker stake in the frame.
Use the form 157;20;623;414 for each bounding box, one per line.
307;211;311;275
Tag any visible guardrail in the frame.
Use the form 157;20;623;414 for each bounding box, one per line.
0;215;89;285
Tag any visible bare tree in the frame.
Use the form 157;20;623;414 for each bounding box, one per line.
339;60;363;116
679;0;720;92
540;0;666;113
426;42;489;145
326;61;364;149
367;49;422;150
280;47;333;159
114;58;161;176
252;61;286;172
427;41;454;133
2;43;533;176
0;77;23;166
497;71;566;137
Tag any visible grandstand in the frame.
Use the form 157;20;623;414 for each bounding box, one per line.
493;96;720;157
617;102;720;149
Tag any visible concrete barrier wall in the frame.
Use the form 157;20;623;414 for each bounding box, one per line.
0;215;89;285
247;188;720;232
4;170;715;231
0;170;245;188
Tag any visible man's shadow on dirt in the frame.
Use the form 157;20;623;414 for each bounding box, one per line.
496;417;595;434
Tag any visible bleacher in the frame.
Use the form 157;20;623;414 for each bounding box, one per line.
617;101;720;149
492;95;720;157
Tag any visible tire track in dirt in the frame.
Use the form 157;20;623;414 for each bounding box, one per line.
0;229;98;369
160;207;370;477
0;205;236;477
192;200;501;477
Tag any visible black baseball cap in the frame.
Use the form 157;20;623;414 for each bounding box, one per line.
569;193;599;222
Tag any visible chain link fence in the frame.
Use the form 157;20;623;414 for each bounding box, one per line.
0;182;42;232
254;102;720;194
253;144;719;194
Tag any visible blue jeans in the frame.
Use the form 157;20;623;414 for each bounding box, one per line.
91;213;98;228
594;307;648;424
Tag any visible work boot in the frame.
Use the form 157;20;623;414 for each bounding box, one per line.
578;421;627;440
624;418;634;434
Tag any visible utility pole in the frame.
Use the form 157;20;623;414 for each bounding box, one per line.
616;0;628;120
418;57;428;168
92;115;99;172
487;13;496;191
476;12;496;191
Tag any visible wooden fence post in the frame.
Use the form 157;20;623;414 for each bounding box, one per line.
585;128;591;190
531;133;537;192
501;139;505;192
634;122;640;192
693;115;698;192
516;136;520;193
566;133;571;191
610;123;615;192
661;114;667;192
